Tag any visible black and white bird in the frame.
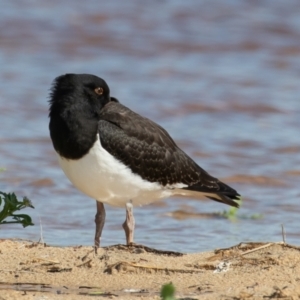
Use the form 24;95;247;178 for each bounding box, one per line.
49;73;240;249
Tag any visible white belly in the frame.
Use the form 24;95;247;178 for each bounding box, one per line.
57;134;178;207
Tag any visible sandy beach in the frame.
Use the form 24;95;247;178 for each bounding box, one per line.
1;239;300;299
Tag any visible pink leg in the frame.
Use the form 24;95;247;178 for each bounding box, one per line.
94;201;105;252
122;202;135;245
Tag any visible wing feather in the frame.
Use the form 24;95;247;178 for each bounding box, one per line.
99;101;240;207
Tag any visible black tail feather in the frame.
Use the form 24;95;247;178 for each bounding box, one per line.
206;193;240;208
183;178;241;208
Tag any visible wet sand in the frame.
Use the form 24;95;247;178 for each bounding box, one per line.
1;239;300;299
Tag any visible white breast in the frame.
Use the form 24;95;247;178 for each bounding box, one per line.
57;134;181;207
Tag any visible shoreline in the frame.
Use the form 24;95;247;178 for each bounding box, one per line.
0;239;300;299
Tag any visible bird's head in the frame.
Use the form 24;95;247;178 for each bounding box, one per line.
49;73;113;119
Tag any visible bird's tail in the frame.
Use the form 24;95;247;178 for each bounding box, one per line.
206;192;241;208
182;180;241;208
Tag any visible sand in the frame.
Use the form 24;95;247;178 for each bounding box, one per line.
0;239;300;299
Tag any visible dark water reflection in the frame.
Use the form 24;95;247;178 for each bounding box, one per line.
0;1;300;252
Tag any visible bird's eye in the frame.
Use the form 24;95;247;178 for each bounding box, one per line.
94;87;104;95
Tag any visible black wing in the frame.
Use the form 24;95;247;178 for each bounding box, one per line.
99;101;240;207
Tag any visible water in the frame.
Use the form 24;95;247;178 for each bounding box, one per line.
0;0;300;253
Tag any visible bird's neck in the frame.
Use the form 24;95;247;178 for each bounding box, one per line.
49;105;98;160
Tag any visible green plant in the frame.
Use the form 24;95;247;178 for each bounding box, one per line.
160;283;176;300
219;197;263;220
220;203;240;220
218;196;242;220
0;192;34;227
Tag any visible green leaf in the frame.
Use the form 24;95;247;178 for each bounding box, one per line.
219;197;263;220
0;191;34;227
160;283;176;300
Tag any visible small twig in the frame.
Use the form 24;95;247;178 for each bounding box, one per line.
216;242;284;261
33;257;60;264
241;241;284;256
81;249;94;262
281;224;286;243
105;261;203;274
18;243;26;249
0;269;42;274
241;243;273;256
77;259;92;268
39;215;44;245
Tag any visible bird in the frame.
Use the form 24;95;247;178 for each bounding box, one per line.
48;73;240;250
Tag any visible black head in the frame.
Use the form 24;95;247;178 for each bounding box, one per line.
49;74;115;159
49;74;111;117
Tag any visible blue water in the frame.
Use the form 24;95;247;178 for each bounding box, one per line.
0;0;300;252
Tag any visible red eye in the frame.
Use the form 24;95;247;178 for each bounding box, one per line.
94;87;103;95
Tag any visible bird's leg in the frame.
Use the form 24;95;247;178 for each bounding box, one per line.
94;201;106;253
122;201;135;245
